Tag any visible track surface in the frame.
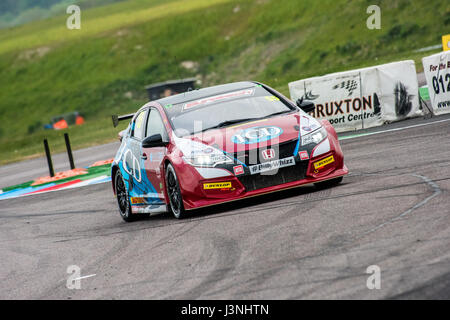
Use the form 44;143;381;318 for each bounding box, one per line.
1;115;450;299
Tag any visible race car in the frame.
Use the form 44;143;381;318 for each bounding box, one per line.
111;81;348;221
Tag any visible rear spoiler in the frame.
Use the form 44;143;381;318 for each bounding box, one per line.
112;113;134;127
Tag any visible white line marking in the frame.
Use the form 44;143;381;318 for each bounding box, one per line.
339;118;450;140
73;274;96;281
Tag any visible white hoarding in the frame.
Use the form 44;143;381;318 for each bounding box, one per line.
289;60;421;132
422;51;450;115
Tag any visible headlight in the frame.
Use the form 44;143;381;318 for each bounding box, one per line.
301;126;327;145
174;136;234;167
183;153;233;167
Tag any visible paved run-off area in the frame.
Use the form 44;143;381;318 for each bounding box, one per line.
0;115;450;299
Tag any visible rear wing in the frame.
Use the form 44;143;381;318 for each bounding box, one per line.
112;113;134;127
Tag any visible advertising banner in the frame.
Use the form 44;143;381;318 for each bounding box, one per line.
288;60;421;132
422;51;450;115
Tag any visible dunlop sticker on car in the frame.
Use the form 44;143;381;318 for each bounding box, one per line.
249;157;295;175
314;155;335;169
203;182;232;189
130;197;146;204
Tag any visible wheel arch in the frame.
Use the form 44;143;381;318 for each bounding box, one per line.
162;159;173;204
111;164;119;195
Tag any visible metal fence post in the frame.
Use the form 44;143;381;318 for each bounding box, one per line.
64;133;75;170
43;139;54;177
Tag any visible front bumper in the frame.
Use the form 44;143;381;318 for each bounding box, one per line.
180;146;347;210
184;164;348;210
178;128;348;210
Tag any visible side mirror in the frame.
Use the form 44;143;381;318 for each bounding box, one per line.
296;98;315;113
142;134;168;148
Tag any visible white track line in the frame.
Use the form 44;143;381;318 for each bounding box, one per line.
73;274;96;281
339;118;450;140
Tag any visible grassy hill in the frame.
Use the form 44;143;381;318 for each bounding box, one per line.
0;0;448;165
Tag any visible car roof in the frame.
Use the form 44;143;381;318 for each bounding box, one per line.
155;81;258;106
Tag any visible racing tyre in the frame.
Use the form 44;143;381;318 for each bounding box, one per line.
115;171;136;222
165;163;187;219
314;176;343;190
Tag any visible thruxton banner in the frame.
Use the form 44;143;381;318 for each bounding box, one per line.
288;60;421;132
422;51;450;115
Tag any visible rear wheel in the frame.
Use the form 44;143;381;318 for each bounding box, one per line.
115;171;136;222
314;176;343;190
165;164;186;219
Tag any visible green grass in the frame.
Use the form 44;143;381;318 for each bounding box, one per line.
0;0;449;165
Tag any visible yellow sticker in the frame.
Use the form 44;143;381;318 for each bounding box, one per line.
130;197;145;204
228;118;267;129
135;112;145;129
443;34;450;51
265;95;280;102
313;155;335;169
203;182;232;189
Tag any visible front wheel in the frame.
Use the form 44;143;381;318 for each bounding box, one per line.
165;164;187;219
314;176;343;190
115;171;136;222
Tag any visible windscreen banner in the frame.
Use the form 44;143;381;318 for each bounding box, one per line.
288;60;422;132
422;51;450;115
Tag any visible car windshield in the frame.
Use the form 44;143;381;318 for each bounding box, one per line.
168;87;295;137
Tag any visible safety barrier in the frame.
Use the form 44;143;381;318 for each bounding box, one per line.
288;60;422;132
422;51;450;115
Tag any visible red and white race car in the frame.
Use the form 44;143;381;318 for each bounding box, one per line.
111;81;348;221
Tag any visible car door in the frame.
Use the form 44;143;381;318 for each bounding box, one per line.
140;107;169;205
123;108;147;198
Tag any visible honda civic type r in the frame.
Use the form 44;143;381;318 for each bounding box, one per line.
111;81;348;221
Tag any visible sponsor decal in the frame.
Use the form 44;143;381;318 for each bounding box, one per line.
233;165;244;175
299;150;309;160
313;155;335;170
228;118;267;129
249;156;295;175
135;111;145;131
310;96;374;118
264;95;280;102
203;182;232;189
261;148;276;160
183;89;254;110
232;126;283;144
332;80;359;96
130;197;145;204
122;149;141;182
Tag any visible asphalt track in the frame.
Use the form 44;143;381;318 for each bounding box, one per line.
1;114;450;299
